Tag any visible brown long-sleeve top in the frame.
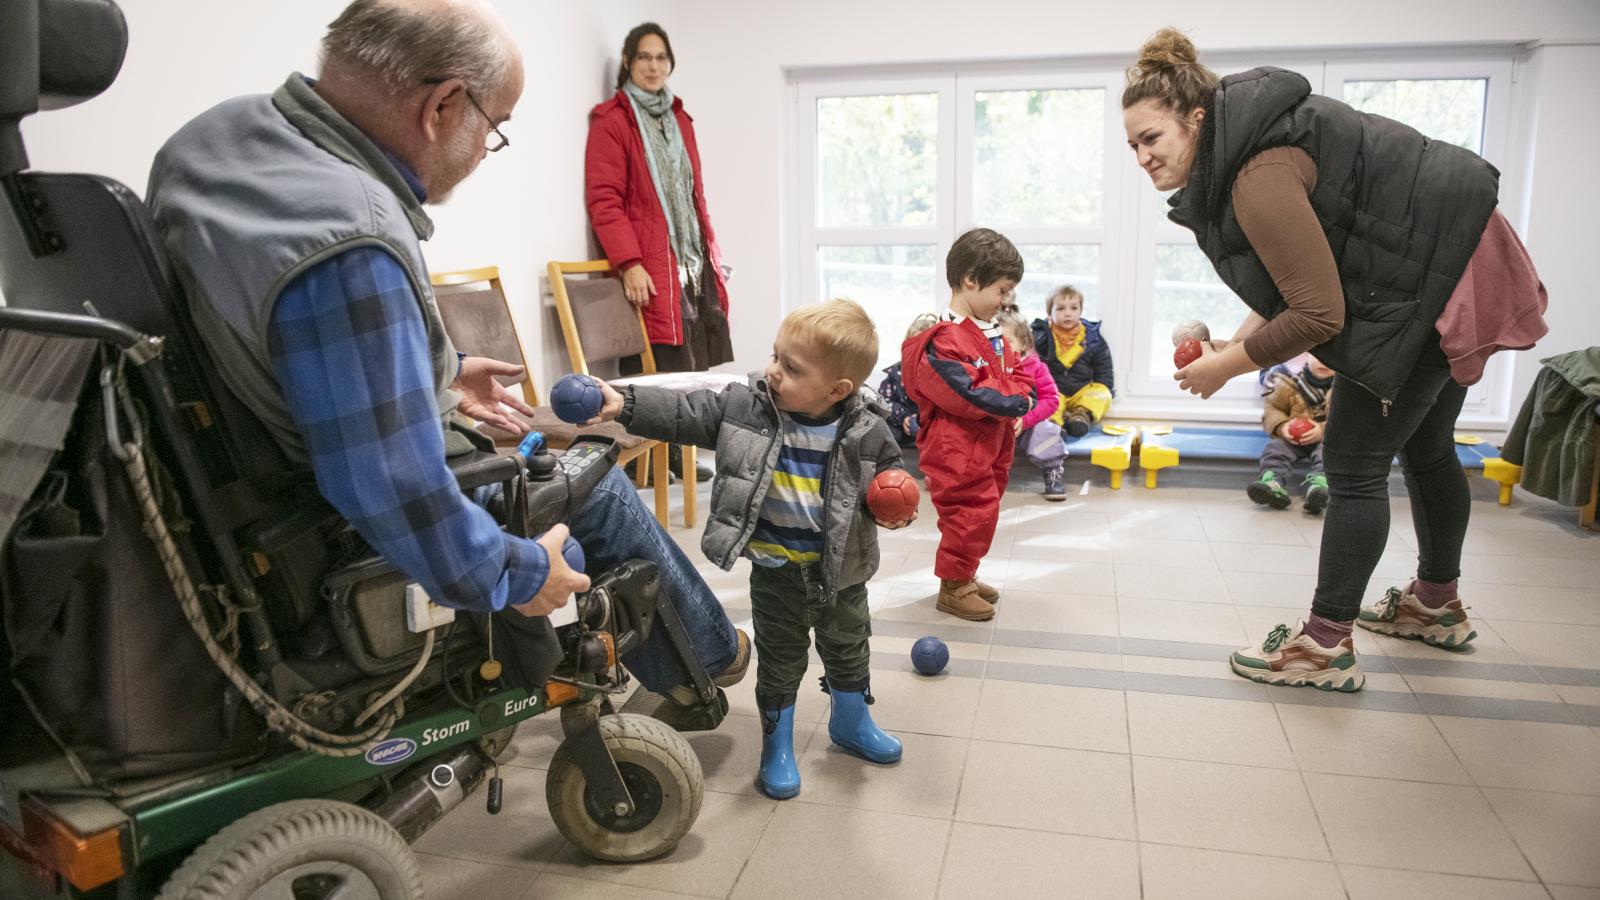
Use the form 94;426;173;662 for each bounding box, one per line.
1230;147;1346;368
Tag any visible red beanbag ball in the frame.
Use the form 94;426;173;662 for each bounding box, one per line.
866;469;920;523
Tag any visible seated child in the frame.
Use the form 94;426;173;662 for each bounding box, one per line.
593;298;911;801
1030;285;1114;437
880;313;940;445
1251;355;1335;513
901;228;1034;622
1000;314;1068;500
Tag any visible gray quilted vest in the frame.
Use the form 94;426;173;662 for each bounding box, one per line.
148;73;458;465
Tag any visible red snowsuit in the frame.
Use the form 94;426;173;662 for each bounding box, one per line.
901;319;1036;581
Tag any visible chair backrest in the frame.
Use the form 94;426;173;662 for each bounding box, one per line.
430;265;538;409
547;259;654;376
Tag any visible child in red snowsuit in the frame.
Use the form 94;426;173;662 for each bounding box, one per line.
900;229;1034;622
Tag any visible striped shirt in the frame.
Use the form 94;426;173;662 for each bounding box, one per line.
945;312;1005;358
745;408;840;567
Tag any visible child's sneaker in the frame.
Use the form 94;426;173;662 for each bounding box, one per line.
1064;408;1092;438
1358;585;1477;649
937;579;994;621
1302;473;1329;515
1042;461;1066;501
1247;471;1291;509
1229;622;1365;692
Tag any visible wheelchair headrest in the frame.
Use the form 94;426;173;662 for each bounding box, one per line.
1;0;128;175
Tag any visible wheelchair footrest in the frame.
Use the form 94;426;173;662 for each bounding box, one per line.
619;686;729;732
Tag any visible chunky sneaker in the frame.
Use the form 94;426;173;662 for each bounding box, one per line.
1302;473;1330;515
1064;409;1092;438
1358;585;1477;649
1247;471;1292;510
1230;622;1365;692
974;579;1000;605
1042;462;1067;502
937;579;994;621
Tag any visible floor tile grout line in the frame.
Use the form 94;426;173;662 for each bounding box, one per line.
1427;708;1556;890
1266;697;1349;898
720;787;783;900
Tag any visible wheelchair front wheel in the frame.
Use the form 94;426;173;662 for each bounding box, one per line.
545;712;703;862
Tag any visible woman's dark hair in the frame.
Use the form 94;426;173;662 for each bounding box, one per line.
1121;27;1219;118
616;22;675;91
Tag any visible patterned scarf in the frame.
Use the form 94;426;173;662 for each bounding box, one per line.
623;81;705;298
1051;322;1086;370
1294;366;1334;411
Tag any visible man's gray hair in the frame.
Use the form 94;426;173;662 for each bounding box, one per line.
320;0;512;98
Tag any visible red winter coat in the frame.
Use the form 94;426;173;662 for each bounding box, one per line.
584;91;729;347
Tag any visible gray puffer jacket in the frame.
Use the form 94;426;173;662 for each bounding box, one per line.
621;375;904;594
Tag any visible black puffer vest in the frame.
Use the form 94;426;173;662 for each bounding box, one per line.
1168;67;1500;405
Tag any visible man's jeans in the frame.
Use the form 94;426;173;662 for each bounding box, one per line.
568;468;739;692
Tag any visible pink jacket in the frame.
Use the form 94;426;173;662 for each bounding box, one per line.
1017;354;1061;430
1436;210;1548;386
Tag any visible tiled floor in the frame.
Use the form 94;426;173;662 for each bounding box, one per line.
419;465;1600;899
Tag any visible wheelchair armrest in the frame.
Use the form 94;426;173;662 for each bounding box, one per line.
447;451;523;493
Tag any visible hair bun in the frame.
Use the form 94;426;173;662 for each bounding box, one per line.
1135;27;1200;75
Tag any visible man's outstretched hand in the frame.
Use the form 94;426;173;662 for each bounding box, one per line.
454;356;537;434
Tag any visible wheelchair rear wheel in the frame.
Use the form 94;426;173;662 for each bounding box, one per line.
155;799;421;900
544;713;704;862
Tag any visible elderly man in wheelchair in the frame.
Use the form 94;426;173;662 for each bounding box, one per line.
0;1;746;896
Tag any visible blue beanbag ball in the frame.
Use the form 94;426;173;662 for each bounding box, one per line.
911;636;949;675
550;374;603;424
561;536;586;574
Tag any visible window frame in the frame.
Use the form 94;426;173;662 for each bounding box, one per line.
790;47;1522;426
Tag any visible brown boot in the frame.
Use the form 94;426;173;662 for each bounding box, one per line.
974;580;1000;604
938;579;995;621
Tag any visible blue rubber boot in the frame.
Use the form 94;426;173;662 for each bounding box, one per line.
757;695;801;799
824;676;902;764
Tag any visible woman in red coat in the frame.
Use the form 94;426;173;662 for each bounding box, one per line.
585;22;732;378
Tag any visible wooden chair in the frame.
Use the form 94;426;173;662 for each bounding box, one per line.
430;265;670;526
547;260;739;529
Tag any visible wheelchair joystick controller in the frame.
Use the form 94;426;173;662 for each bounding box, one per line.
518;430;558;481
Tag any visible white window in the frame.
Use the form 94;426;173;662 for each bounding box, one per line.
793;50;1519;422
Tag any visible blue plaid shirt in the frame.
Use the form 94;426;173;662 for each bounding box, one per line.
268;247;549;612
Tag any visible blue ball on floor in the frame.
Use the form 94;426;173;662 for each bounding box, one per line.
550;373;603;424
561;536;586;574
911;636;949;675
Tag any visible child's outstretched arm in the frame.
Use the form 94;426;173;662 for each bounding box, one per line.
596;381;733;450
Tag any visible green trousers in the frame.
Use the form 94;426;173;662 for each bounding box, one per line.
749;562;871;701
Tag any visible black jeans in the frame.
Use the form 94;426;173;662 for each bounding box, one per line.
1259;436;1324;482
749;563;871;702
1313;337;1469;622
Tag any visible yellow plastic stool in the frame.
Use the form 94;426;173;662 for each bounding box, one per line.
1140;442;1179;489
1089;429;1136;490
1481;457;1522;506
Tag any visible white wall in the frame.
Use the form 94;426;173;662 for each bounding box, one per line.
14;0;1600;426
15;0;646;392
1506;41;1600;421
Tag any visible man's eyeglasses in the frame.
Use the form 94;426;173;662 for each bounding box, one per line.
422;77;509;152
